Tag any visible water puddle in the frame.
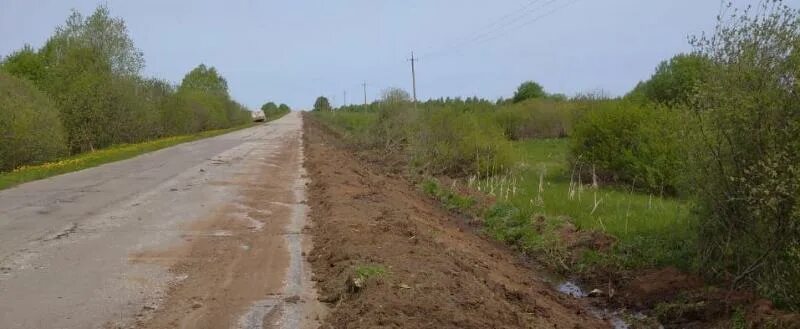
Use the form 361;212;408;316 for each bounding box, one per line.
556;281;635;329
235;297;283;329
557;281;587;298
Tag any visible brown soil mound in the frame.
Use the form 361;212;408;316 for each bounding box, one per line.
621;267;705;309
303;114;610;329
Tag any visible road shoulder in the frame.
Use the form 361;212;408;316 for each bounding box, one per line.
303;114;609;329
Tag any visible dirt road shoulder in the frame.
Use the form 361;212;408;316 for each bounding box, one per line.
303;114;609;329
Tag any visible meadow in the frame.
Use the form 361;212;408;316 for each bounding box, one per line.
478;139;695;271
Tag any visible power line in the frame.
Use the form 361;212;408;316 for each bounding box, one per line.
420;0;582;61
419;0;546;59
465;0;583;50
420;0;554;60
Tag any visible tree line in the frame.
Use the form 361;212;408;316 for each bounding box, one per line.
0;5;252;172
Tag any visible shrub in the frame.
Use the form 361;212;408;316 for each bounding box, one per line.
569;101;684;194
689;1;800;309
494;99;581;139
410;106;513;176
0;72;68;171
366;101;416;152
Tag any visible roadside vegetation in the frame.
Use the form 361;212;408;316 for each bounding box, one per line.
0;125;248;190
0;5;252;174
313;0;800;318
260;102;291;121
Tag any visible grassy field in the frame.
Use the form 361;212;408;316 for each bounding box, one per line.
312;111;697;271
0;124;255;191
479;139;696;271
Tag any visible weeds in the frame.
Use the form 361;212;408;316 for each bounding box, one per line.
354;264;387;280
421;179;476;213
481;139;695;271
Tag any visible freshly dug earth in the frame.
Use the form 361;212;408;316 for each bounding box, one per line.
303;115;610;329
612;268;800;328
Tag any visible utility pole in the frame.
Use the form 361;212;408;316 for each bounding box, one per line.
361;81;368;106
408;51;418;109
343;90;347;107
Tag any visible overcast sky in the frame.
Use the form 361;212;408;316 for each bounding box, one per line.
1;0;794;109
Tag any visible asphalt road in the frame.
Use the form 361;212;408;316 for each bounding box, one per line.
0;112;318;329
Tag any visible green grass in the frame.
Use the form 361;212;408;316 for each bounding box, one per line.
313;111;376;140
478;139;697;270
0;124;253;190
422;179;476;213
355;264;388;280
313;109;697;271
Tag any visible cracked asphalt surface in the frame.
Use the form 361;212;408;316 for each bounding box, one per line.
0;112;319;329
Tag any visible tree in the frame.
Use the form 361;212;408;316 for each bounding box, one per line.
30;5;151;152
628;53;711;105
278;103;290;112
261;102;278;113
41;5;144;77
0;4;251;169
179;64;228;96
512;81;546;103
0;45;47;84
313;96;331;111
380;87;411;104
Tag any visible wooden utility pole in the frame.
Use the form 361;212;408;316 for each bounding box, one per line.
409;52;418;109
362;81;368;106
343;90;347;107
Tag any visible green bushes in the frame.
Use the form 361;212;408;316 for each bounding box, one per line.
569;101;684;194
494;99;580;139
688;1;800;309
410;106;513;176
366;101;416;152
0;72;67;171
316;96;512;177
0;5;250;171
261;102;290;121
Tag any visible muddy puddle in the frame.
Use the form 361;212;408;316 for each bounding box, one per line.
554;280;662;329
